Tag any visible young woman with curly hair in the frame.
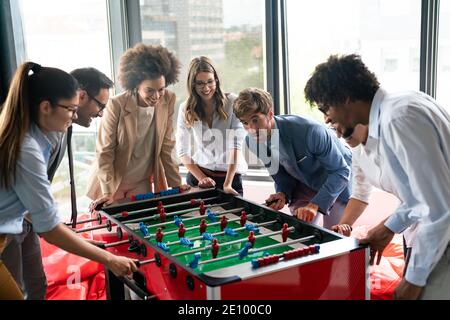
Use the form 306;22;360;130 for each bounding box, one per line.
87;44;184;208
176;56;247;196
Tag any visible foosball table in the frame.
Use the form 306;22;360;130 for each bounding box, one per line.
79;188;369;300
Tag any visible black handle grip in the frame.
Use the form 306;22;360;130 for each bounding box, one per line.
118;275;155;300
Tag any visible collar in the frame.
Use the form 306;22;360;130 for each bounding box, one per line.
29;123;53;163
368;87;387;139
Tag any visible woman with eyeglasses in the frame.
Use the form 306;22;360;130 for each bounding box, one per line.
176;56;247;196
0;62;137;299
87;44;184;209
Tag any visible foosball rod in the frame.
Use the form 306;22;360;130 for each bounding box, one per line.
136;224;294;266
122;201;231;225
196;235;316;266
112;196;220;219
143;213;256;239
64;213;102;226
76;200;231;235
165;219;278;246
74;219;113;233
134;207;245;230
169;226;294;256
104;219;276;249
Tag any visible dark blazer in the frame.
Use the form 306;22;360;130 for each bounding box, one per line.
246;115;352;213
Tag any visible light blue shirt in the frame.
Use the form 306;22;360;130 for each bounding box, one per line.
371;88;450;286
0;124;61;234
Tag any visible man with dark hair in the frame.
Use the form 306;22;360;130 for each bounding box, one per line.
2;67;114;299
305;54;450;300
47;67;114;180
234;87;352;229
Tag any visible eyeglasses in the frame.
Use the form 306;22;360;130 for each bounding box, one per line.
55;103;78;113
194;79;217;89
87;93;107;115
55;103;78;119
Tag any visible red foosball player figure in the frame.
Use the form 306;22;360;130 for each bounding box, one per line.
155;227;164;243
211;239;219;258
199;201;206;216
247;231;256;247
178;223;186;238
199;219;208;235
157;201;164;211
240;211;248;227
159;207;166;223
282;223;289;242
220;215;228;231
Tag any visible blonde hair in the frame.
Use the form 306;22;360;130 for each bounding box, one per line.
184;56;227;127
233;87;273;119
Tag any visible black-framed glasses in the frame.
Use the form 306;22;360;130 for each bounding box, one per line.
87;93;106;114
55;103;78;119
194;79;217;89
55;103;78;112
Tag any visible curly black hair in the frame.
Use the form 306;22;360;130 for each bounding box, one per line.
118;43;181;91
304;54;380;113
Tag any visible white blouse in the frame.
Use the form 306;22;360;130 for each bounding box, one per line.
176;93;248;174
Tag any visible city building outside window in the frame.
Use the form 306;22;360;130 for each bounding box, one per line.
18;0;111;217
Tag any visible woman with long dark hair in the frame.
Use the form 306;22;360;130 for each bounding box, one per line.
0;62;137;299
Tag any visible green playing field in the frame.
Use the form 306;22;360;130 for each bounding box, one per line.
134;208;300;274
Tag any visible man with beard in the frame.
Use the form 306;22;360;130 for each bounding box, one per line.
304;53;450;300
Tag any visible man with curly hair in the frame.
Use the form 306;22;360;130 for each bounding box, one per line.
305;54;450;300
87;44;183;208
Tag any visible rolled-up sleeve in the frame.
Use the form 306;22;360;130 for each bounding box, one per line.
13;140;60;233
350;153;372;204
176;103;192;158
161;94;182;187
227;111;246;151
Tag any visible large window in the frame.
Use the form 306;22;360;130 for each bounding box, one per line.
18;0;111;217
437;0;450;109
139;0;265;108
286;0;421;121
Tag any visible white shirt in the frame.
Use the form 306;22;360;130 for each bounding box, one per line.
176;93;248;174
351;131;419;247
351;129;399;202
370;87;450;286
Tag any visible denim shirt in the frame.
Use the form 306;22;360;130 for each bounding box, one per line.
0;124;60;234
